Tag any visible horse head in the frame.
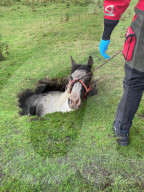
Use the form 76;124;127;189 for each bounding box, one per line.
68;56;93;110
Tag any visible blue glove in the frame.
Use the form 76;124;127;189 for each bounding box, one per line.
99;39;110;59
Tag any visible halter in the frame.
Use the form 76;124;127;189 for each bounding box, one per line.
68;78;91;100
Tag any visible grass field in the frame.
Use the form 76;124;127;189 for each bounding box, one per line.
0;0;144;191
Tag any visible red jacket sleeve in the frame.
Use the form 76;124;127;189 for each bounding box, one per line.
102;0;144;40
104;0;131;21
136;0;144;11
102;0;131;40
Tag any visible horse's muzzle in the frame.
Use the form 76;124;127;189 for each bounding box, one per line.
68;94;81;110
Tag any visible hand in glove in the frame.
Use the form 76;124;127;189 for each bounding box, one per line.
99;39;110;59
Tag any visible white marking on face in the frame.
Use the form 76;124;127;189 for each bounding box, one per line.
70;70;86;97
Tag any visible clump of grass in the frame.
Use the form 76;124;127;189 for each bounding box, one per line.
0;0;93;6
0;46;4;62
97;0;102;8
0;0;11;6
0;34;8;61
65;12;69;22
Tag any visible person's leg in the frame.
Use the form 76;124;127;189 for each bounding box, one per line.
113;64;144;146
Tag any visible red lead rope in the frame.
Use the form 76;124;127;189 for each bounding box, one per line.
68;49;123;99
68;79;92;100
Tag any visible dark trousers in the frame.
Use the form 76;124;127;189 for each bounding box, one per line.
114;64;144;131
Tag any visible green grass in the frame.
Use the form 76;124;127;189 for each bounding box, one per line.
0;1;144;192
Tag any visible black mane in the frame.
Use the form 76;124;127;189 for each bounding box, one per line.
71;64;91;74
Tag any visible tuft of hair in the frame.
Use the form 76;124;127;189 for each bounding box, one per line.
55;86;70;109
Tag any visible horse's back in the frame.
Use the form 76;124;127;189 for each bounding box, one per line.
36;91;72;116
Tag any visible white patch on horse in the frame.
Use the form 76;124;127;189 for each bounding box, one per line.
70;70;86;96
35;91;73;116
35;70;87;116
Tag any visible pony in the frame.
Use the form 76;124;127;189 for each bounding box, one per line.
20;56;96;116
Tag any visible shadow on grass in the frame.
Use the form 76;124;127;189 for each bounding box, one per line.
29;101;87;158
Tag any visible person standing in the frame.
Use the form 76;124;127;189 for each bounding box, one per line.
99;0;144;146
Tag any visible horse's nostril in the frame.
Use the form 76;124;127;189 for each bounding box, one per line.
76;97;81;106
68;98;70;103
76;98;79;104
68;97;72;104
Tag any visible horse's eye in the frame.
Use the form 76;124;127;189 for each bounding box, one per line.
70;75;73;80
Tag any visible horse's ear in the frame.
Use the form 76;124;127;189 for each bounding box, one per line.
70;56;76;66
87;56;93;69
